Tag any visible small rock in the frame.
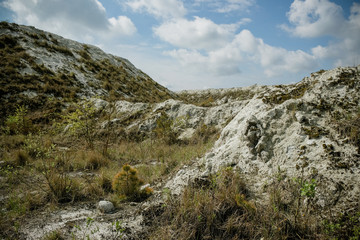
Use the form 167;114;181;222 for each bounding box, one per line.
98;200;114;213
63;124;73;133
178;128;195;140
140;184;150;191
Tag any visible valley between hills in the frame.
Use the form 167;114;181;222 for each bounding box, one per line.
1;22;359;239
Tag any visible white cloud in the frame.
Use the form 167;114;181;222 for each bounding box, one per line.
281;0;344;38
283;0;360;67
3;0;137;41
109;16;137;36
165;29;317;77
154;16;240;50
126;0;186;19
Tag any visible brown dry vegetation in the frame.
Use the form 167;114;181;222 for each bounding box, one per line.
148;167;359;240
0;100;217;239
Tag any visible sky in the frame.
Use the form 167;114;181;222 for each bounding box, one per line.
1;0;360;91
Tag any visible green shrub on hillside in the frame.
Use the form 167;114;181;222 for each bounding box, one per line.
112;164;153;201
61;100;97;149
2;105;33;135
153;112;177;144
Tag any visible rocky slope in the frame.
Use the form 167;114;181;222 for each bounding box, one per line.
0;22;175;121
104;65;360;212
167;66;360;212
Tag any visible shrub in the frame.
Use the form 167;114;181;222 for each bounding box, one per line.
99;173;112;193
153;112;177;144
2;105;33;135
112;164;152;201
42;167;80;203
191;123;219;144
62;100;97;149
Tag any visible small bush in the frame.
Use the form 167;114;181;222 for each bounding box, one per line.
153;112;177;144
191;123;219;144
112;164;152;201
99;173;112;193
62;100;97;149
3;105;33;135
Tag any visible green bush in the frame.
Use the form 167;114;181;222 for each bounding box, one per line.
2;105;33;135
62;100;97;149
153;112;177;144
112;164;152;201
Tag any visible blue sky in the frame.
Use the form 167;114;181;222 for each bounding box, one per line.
1;0;359;90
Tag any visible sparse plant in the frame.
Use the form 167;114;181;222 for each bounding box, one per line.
72;217;99;240
191;123;218;144
42;230;65;240
109;220;125;239
85;151;109;170
323;211;360;240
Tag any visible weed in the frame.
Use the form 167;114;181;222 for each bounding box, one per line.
109;220;125;239
72;217;99;240
323;211;360;240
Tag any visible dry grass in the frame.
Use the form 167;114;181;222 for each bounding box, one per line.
0;109;217;238
149;168;256;240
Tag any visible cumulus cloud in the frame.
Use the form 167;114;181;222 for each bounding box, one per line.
126;0;186;19
283;0;360;67
165;29;317;77
109;16;137;36
2;0;137;41
281;0;344;38
154;17;240;50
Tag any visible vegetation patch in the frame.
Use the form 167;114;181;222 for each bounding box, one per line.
179;88;255;107
262;82;309;105
149;166;360;239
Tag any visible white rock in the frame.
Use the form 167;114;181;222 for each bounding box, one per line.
98;200;114;213
178;128;196;140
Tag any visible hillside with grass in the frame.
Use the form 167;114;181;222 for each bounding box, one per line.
1;22;360;240
0;22;176;124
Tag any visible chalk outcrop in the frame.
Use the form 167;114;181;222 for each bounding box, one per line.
166;66;360;214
